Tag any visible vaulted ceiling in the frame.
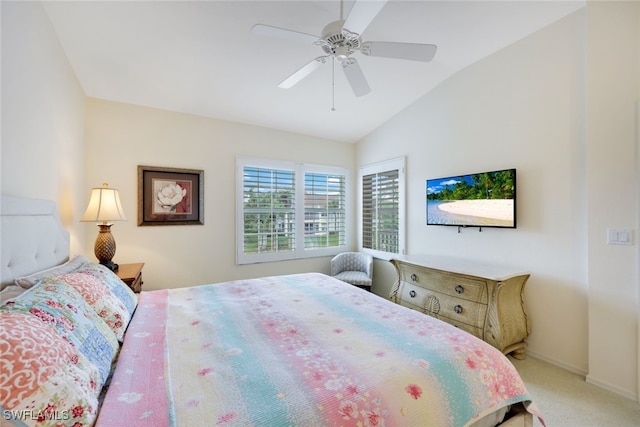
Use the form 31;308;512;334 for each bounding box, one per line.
43;1;584;142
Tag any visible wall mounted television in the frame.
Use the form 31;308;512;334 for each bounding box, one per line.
426;168;516;229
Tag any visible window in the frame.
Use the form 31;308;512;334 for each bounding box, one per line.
359;157;405;259
241;166;296;257
237;157;349;264
304;172;346;250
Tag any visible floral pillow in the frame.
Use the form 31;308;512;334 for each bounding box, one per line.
52;272;132;342
13;257;138;324
1;280;119;388
0;311;101;426
75;262;138;319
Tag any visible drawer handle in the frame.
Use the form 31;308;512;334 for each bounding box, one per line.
455;285;464;294
410;273;417;282
409;290;417;298
454;304;463;314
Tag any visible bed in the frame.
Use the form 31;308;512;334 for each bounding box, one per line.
0;196;544;427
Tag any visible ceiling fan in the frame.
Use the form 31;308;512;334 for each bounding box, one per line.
251;0;437;98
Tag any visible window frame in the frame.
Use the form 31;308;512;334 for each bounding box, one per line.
358;157;406;260
236;157;350;265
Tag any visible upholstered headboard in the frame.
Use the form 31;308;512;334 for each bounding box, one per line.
0;195;70;289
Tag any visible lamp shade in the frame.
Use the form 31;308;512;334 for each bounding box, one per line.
81;183;127;223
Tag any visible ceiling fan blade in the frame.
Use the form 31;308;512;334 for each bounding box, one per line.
251;24;319;44
342;58;371;97
343;0;387;36
361;41;437;62
279;56;328;89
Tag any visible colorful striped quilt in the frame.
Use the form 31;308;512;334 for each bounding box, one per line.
97;273;543;427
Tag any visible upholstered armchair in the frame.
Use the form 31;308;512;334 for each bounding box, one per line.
330;252;373;291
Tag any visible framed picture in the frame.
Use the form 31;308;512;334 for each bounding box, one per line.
138;165;204;226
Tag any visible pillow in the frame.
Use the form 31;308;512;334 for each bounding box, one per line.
53;272;131;342
15;256;138;328
0;284;25;302
75;262;138;319
1;279;119;388
14;254;89;289
0;311;101;426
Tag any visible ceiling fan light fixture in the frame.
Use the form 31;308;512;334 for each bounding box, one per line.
334;45;350;62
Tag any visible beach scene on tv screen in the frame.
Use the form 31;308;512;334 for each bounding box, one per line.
426;170;515;227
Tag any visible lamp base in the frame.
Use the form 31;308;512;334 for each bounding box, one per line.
100;259;119;272
95;224;118;271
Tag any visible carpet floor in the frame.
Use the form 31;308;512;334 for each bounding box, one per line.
510;356;640;426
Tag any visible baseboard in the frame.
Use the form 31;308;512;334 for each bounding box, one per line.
525;350;638;401
586;374;638;401
524;350;587;377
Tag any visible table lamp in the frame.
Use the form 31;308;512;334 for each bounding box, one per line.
81;183;127;271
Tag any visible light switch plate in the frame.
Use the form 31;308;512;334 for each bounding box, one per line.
607;228;633;245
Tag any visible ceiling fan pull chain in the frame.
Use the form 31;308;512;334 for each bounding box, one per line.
331;59;336;111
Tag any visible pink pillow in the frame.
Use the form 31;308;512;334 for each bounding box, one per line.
53;272;132;342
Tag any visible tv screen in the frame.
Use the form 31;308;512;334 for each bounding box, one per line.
426;168;516;228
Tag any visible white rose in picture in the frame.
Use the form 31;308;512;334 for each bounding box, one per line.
156;182;187;212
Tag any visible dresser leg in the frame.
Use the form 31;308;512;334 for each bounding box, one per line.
505;343;527;360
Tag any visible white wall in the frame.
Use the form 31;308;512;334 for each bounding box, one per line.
358;5;640;401
1;1;87;255
585;1;640;400
84;99;356;290
359;8;588;372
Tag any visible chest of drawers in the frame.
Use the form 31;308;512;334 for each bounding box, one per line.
389;255;530;359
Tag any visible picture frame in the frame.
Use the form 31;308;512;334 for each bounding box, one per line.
138;165;204;226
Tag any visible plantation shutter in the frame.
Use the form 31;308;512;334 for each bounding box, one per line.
362;168;400;253
242;166;295;255
304;172;346;250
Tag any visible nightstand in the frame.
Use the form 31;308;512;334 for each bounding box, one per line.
115;263;144;293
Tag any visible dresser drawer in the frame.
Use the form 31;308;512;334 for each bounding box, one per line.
441;316;484;340
402;265;487;303
396;280;433;311
397;281;487;328
395;298;426;314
